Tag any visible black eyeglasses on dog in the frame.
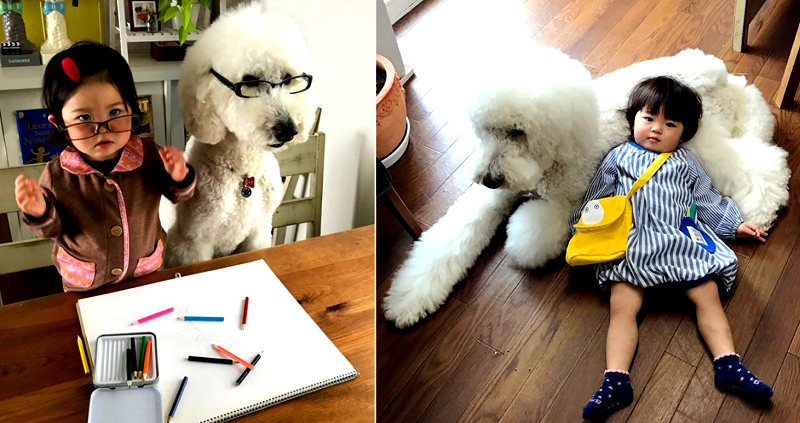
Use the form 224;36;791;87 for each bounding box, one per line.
209;68;313;98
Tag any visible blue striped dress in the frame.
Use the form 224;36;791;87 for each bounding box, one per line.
569;142;743;292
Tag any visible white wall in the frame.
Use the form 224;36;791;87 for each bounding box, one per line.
230;0;375;234
377;0;406;80
384;0;425;24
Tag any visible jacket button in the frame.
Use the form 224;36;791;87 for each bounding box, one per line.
111;268;123;276
104;182;115;192
111;225;123;237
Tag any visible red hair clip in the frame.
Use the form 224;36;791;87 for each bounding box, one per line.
62;57;80;82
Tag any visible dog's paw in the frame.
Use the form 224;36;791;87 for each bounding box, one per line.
382;290;429;329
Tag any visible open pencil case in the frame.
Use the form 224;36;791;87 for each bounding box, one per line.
87;332;164;423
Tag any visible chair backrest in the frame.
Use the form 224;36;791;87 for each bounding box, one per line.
0;163;54;285
271;108;325;245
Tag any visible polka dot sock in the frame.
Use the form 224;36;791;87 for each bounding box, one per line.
582;370;634;421
714;353;773;402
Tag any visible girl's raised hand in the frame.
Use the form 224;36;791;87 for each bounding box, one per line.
159;146;189;183
736;222;768;242
14;175;46;218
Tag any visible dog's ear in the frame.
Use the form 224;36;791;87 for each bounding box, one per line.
179;64;227;145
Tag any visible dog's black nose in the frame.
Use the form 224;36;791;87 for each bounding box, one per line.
273;121;298;143
481;174;504;189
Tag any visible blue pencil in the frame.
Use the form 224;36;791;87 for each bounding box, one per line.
178;316;224;322
169;376;188;422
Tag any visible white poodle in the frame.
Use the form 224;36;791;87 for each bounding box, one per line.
163;1;316;268
383;44;790;329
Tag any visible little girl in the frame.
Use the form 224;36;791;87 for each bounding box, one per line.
570;76;772;421
13;41;196;292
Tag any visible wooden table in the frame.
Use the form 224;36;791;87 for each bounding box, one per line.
0;226;375;423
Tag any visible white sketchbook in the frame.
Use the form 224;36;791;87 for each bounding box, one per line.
77;260;358;422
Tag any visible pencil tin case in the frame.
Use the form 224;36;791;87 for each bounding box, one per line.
88;332;164;423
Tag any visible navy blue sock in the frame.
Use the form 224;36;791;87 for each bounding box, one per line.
714;354;773;402
582;370;634;421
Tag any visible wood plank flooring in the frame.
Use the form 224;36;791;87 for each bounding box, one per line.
377;0;800;421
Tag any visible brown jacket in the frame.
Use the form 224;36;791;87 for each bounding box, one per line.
23;135;195;292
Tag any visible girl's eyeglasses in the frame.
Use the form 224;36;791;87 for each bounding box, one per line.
60;114;141;141
209;68;313;98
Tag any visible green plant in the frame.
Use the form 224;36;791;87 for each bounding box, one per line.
157;0;212;45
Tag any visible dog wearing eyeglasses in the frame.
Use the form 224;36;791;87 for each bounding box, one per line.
382;43;790;329
162;1;316;268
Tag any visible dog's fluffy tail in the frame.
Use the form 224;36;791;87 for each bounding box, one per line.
382;185;517;328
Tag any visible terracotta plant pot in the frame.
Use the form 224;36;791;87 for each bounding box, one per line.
376;54;408;161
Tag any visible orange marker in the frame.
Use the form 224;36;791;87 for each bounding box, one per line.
212;344;253;370
143;340;152;380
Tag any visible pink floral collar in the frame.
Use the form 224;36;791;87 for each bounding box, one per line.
60;135;144;175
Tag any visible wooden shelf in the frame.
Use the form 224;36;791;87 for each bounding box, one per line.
114;25;205;43
0;52;181;91
109;0;223;61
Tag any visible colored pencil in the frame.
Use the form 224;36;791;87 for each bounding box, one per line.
168;376;188;422
212;344;254;370
132;307;174;325
131;337;138;378
143;340;152;380
235;354;261;386
178;316;224;322
126;348;132;387
242;297;249;330
188;356;235;365
139;336;147;377
77;336;89;375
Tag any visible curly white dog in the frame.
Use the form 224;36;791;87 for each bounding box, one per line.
163;1;316;267
383;44;790;329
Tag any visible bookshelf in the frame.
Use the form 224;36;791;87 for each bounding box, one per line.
105;0;225;61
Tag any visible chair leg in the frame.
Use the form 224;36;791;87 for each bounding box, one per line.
273;226;286;246
776;21;800;109
733;0;748;52
383;186;422;240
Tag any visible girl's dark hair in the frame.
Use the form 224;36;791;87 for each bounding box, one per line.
42;41;141;148
624;76;703;142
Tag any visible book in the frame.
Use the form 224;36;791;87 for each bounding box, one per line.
76;260;358;422
15;109;62;164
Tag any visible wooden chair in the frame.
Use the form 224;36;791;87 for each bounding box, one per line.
272;108;326;245
0;109;325;303
776;22;800;109
734;0;800;108
0;163;54;305
377;158;422;240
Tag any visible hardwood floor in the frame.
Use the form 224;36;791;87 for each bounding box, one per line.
377;0;800;422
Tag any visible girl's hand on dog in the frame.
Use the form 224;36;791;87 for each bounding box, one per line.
15;175;46;219
159;146;189;183
736;222;768;242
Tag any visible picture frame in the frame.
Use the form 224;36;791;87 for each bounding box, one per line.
127;0;158;32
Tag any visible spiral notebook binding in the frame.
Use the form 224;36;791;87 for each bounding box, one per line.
199;370;359;423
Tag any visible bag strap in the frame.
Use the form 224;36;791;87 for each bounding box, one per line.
626;152;671;199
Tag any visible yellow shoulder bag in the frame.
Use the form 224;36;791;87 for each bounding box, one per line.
566;152;671;266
